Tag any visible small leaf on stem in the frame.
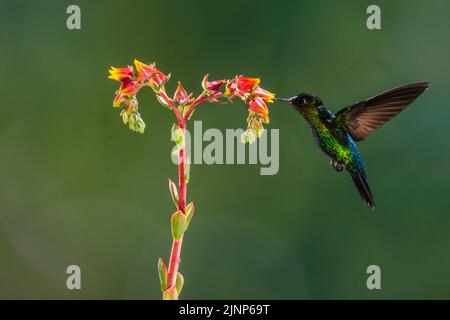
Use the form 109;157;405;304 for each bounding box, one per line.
168;179;179;208
171;124;184;148
158;258;168;293
171;210;187;240
171;146;179;160
185;202;195;229
176;272;184;296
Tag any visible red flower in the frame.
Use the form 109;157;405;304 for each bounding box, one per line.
224;76;260;98
134;59;155;83
150;68;170;88
207;80;226;92
251;86;275;103
237;76;260;93
113;80;139;107
202;74;226;94
248;97;268;115
113;93;125;108
108;66;134;82
120;80;139;95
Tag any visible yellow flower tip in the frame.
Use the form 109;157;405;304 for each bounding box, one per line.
133;59;146;69
108;65;134;82
108;67;116;78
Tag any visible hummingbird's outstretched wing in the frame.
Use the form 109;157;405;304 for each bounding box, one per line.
335;82;429;141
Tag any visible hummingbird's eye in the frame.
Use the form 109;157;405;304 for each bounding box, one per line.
295;96;306;105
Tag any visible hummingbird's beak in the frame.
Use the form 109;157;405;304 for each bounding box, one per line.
274;97;292;103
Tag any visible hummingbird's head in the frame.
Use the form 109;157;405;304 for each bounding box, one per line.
275;93;323;111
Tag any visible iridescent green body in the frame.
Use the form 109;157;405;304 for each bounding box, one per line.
299;103;365;176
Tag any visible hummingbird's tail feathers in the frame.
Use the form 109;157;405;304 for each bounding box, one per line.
351;171;376;209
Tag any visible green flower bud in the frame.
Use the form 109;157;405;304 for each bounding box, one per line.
241;128;257;144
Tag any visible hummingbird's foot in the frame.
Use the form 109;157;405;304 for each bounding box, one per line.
330;160;344;172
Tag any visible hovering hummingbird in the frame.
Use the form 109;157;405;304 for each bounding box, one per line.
276;82;429;209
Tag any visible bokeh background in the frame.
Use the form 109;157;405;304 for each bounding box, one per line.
1;0;449;299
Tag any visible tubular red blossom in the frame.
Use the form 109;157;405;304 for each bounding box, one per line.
108;66;134;82
237;76;260;93
120;80;139;95
150;68;170;87
113;92;125;107
248;97;269;115
252;86;275;103
208;81;225;91
202;75;226;94
113;80;139;107
134;59;155;83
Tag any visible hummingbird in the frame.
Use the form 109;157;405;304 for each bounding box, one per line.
276;82;429;209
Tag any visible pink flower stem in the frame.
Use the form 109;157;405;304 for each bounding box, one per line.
165;91;224;297
159;90;183;124
166;120;186;294
183;92;223;122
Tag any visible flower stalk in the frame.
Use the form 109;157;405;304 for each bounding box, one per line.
108;59;275;299
166;125;186;297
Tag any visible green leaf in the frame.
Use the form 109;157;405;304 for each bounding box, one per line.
168;179;179;208
171;146;180;160
171;210;187;240
171;124;184;148
158;258;168;293
182;105;190;118
176;272;184;296
185;202;195;229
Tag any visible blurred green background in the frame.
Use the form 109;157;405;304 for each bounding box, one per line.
1;0;449;299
